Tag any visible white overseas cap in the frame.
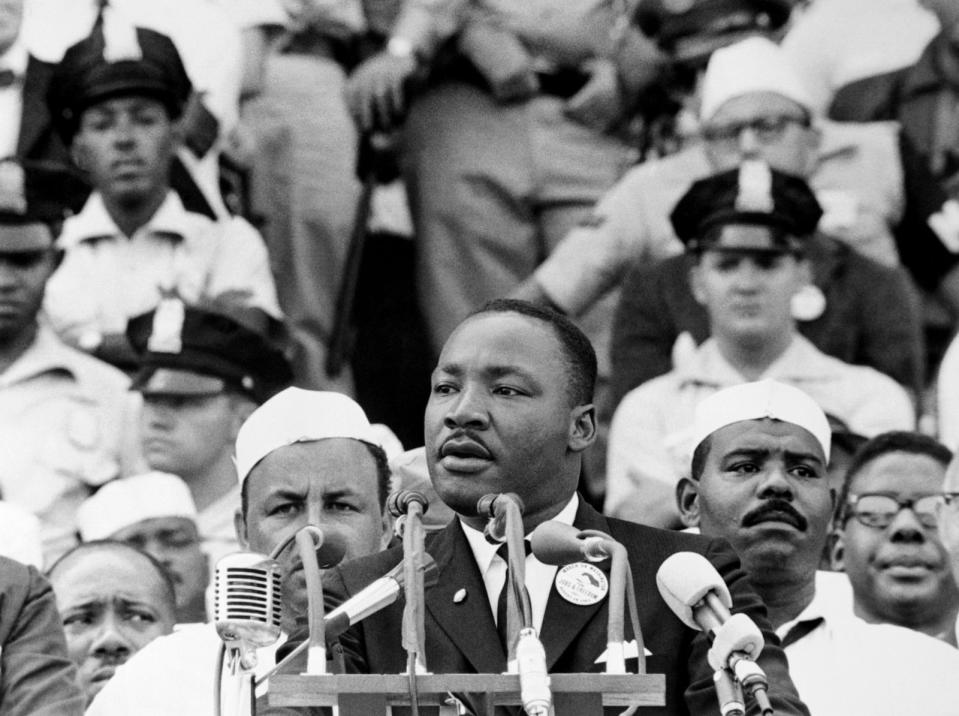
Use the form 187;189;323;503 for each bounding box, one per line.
691;380;831;462
234;387;382;485
699;36;815;123
77;471;198;542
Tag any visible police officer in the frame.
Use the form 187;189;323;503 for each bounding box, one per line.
126;297;293;564
43;7;280;368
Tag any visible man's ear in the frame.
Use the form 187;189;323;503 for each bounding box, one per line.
829;529;845;571
676;476;701;528
234;507;249;550
568;403;597;452
690;263;707;306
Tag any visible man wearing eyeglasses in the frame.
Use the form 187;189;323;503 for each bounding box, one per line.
679;381;959;716
831;431;959;645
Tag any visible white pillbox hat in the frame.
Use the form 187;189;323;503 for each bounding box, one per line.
77;471;198;542
699;36;815;122
234;387;382;485
691;380;831;462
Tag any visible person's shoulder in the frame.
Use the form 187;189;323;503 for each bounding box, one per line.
605;517;718;557
49;339;130;390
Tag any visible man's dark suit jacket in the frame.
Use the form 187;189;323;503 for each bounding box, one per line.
277;500;809;716
17;55;70;165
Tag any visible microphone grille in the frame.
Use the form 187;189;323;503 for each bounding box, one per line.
214;552;282;630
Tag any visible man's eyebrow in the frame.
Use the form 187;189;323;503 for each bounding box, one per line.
784;450;825;468
433;363;535;380
719;448;771;461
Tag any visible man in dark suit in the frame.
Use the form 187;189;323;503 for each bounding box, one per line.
274;298;808;715
0;0;69;165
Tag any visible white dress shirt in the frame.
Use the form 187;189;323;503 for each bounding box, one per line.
461;494;579;635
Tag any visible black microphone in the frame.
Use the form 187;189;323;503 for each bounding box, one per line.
529;520;612;564
313;536;348;569
477;492;524;544
323;554;439;642
214;552;283;673
656;552;773;715
387;489;430;518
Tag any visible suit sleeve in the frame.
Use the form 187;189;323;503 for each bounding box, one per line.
683;540;810;716
0;566;85;716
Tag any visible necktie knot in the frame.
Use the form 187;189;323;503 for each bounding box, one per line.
0;69;17;89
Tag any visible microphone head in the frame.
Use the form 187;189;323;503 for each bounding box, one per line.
476;492;525;518
387;490;430;518
315;534;347;569
214;552;282;648
529;520;587;566
655;552;732;631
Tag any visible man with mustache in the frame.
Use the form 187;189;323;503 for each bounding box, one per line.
606;160;914;528
41;8;279;370
127;295;293;567
677;380;959;715
87;388;391;714
76;471;209;624
831;431;959;644
48;541;177;706
274;298;809;715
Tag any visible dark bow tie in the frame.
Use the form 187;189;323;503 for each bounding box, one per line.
0;69;17;89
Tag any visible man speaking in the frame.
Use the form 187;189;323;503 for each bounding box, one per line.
276;299;808;715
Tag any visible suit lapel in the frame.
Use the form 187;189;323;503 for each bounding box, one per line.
17;56;52;158
539;500;612;670
426;520;506;674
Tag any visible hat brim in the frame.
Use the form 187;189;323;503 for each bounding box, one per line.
0;223;56;251
133;367;225;395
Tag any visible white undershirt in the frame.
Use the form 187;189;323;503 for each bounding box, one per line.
460;494;579;635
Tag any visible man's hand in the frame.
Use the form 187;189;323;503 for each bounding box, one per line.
345;52;418;133
564;58;623;133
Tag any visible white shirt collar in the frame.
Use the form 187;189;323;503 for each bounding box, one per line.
61;191;194;245
460;494;579;576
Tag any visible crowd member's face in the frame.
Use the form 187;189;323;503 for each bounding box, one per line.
110;517;208;621
679;419;832;578
140;391;247;479
238;439;386;614
51;548;175;703
691;237;808;345
834;452;959;627
0;0;23;55
702;92;818;176
425;312;594;529
0;238;59;344
938;466;959;589
72;96;175;209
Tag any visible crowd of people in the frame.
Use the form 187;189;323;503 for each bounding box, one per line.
4;0;959;713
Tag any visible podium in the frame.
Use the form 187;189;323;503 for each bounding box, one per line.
268;672;666;714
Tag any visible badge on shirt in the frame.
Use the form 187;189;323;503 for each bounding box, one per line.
791;284;827;322
555;563;608;606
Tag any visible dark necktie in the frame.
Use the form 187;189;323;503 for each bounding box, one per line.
780;617;825;648
495;540;531;652
0;70;16;89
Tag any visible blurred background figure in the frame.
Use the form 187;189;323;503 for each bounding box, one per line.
43;8;279;370
126;297;294;565
0;158;138;565
48;541;177;705
832;431;959;645
76;471;208;624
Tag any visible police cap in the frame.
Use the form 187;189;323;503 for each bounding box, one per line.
670;160;822;252
47;6;192;142
634;0;793;63
127;297;293;405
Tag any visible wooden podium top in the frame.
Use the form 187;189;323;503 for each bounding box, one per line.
269;672;667;713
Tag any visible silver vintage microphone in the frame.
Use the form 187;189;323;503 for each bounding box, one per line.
214;552;283;673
